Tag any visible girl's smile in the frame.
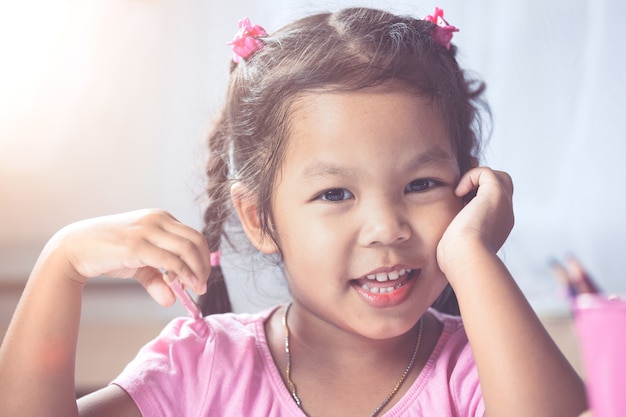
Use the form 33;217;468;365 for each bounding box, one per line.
352;268;419;308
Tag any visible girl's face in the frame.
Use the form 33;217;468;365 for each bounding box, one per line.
269;87;463;340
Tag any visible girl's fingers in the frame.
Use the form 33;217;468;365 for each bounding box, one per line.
119;209;210;293
455;167;513;200
134;268;178;307
63;209;211;296
140;227;210;294
159;219;212;280
494;170;514;197
445;167;514;252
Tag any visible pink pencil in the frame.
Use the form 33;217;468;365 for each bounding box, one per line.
159;268;202;319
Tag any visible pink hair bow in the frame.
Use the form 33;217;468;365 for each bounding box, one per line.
423;7;459;50
228;18;267;63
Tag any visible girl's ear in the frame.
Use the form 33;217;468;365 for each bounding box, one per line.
230;182;278;254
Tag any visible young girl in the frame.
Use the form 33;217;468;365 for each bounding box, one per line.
0;7;587;417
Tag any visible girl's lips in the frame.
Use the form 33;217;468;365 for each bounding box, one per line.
351;269;420;308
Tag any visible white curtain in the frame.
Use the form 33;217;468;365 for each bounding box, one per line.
1;0;624;313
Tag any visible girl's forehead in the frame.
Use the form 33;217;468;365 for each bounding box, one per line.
282;88;457;172
289;85;446;131
288;88;450;145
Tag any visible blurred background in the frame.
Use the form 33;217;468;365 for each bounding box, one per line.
1;0;625;391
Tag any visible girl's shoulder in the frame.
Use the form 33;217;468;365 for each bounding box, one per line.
151;305;280;355
201;305;279;336
429;308;465;337
112;305;290;416
426;308;473;364
389;309;484;416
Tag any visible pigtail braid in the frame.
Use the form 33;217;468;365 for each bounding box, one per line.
198;116;233;315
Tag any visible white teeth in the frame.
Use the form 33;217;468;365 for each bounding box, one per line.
360;282;405;294
365;269;410;282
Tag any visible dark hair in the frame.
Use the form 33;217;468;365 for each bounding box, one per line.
198;7;488;316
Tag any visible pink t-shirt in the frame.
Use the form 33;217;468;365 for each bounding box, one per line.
112;307;484;416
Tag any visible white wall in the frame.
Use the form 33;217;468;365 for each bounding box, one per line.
1;0;625;315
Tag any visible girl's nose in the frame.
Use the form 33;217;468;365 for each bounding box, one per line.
358;203;412;247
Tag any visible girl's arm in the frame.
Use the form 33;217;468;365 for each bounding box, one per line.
0;210;210;417
438;168;587;417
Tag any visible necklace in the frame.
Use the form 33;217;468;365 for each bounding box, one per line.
282;304;423;417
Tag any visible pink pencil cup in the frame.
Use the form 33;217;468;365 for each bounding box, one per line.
573;294;626;417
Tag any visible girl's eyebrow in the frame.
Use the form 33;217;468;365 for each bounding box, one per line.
299;145;455;180
300;161;356;180
407;145;456;168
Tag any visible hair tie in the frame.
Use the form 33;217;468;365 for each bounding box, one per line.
227;18;267;63
210;251;222;267
423;7;459;50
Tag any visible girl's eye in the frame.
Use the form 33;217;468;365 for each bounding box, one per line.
405;179;438;193
318;188;354;202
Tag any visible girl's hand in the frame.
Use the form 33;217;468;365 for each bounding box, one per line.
51;209;210;306
437;167;514;277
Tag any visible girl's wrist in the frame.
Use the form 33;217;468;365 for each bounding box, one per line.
438;238;500;285
40;229;91;287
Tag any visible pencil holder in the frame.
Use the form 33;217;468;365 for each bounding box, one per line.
573;294;626;417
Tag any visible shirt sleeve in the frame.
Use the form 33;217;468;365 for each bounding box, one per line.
111;317;216;417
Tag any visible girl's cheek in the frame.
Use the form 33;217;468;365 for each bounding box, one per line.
436;198;464;235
